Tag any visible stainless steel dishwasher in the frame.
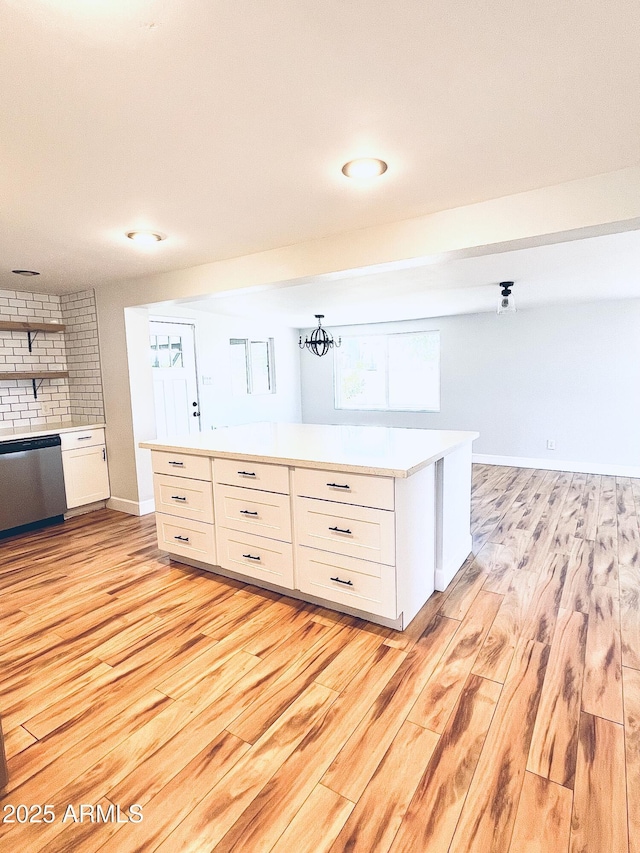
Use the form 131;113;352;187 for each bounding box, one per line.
0;434;67;536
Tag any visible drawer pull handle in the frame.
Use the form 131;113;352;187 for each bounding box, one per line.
327;482;350;489
168;461;185;466
329;526;352;535
330;576;354;586
171;495;187;501
238;471;256;477
240;509;259;516
242;553;261;561
77;436;92;441
174;535;190;542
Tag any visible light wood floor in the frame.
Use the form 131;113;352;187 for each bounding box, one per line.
0;465;638;852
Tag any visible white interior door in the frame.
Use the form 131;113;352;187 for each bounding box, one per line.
149;321;200;438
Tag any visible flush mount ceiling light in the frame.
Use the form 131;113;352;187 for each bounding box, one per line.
126;230;166;244
12;269;40;276
497;281;516;315
299;315;341;357
341;158;388;179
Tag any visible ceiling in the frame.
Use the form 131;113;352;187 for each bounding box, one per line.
1;0;640;294
175;229;640;326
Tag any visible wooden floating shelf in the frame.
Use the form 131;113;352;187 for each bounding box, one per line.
0;323;69;397
0;320;66;333
0;371;69;381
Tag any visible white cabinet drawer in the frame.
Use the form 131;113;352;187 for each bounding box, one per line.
296;546;397;619
155;513;216;563
152;450;211;482
214;457;289;494
217;528;294;589
295;497;395;566
214;484;292;542
153;474;214;524
294;467;394;511
60;427;105;451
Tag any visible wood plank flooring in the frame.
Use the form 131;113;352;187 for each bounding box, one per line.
0;464;638;852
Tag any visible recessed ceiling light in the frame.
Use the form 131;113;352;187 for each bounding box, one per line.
12;269;40;276
126;230;166;244
341;158;388;179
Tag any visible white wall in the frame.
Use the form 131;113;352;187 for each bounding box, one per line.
300;299;640;474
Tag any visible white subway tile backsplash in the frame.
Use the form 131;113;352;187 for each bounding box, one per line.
0;287;103;426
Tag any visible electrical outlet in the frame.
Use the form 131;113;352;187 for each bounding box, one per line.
546;439;556;450
41;402;54;416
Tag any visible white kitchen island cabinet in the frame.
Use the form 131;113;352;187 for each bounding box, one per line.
140;423;478;631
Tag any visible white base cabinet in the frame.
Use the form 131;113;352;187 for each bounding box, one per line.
61;428;110;509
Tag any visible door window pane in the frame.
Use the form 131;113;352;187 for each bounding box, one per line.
150;334;184;368
169;336;183;368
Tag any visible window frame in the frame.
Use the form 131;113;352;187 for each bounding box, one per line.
230;337;276;396
333;330;440;413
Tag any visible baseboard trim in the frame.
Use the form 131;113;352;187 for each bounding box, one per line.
473;453;640;478
107;496;156;516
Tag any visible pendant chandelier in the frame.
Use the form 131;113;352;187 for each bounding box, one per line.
299;315;341;357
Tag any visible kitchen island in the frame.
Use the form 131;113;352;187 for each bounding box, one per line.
140;423;478;630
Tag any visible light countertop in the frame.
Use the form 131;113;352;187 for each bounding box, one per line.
0;420;106;443
140;422;479;477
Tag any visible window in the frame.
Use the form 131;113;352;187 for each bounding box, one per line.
150;334;184;368
230;338;276;395
334;331;440;411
